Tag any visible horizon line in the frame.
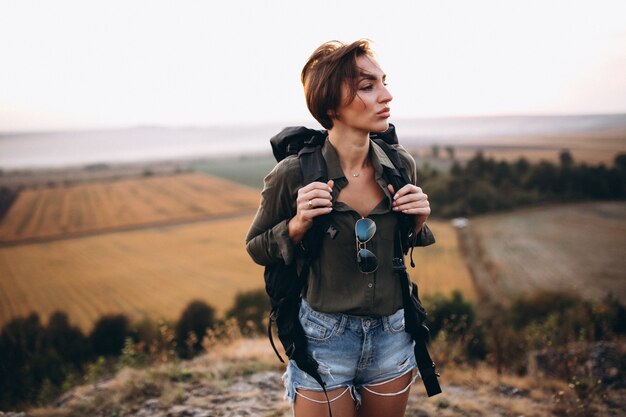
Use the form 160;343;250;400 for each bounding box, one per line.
2;111;626;136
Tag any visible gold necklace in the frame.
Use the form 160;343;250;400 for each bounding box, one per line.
350;160;368;178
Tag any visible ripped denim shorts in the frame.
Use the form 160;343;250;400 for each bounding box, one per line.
282;298;418;407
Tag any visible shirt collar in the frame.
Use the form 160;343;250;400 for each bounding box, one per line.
321;138;395;181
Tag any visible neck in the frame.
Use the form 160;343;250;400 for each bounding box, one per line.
327;125;370;173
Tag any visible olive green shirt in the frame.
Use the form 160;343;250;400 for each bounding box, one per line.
246;139;421;316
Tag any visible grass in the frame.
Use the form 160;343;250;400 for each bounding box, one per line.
27;336;621;417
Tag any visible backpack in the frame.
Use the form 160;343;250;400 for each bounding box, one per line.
265;124;441;406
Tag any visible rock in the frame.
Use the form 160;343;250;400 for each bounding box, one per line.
166;405;211;417
144;398;161;409
496;384;530;397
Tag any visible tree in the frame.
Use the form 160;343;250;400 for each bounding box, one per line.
431;144;440;159
559;149;574;167
444;146;456;161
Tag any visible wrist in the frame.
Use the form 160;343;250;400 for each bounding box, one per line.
287;216;307;244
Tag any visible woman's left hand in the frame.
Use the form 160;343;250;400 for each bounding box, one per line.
388;184;430;232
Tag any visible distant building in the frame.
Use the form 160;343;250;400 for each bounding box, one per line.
451;217;469;228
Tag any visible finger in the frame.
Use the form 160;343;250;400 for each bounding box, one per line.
398;206;431;215
394;192;428;207
393;199;430;212
301;197;333;210
302;189;332;201
387;184;395;195
392;184;421;199
327;179;334;190
301;206;333;220
300;181;333;194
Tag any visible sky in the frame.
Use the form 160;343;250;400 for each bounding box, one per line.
0;0;625;132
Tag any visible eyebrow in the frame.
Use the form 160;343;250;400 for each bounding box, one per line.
358;71;386;82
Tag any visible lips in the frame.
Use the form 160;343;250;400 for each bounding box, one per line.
377;107;391;118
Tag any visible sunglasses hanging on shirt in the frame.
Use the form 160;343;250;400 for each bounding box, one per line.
355;217;378;274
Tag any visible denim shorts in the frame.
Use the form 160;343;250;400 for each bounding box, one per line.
282;299;418;406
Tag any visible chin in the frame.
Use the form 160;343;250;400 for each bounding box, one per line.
370;120;390;133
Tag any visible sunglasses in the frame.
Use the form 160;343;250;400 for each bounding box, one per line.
355;217;378;274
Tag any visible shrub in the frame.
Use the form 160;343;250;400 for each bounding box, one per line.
508;290;580;330
0;313;45;406
45;311;89;367
424;290;474;341
89;314;130;357
175;300;216;359
225;288;270;335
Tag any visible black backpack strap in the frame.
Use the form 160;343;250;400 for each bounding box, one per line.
298;139;328;186
375;138;436;261
298;141;329;256
393;227;442;397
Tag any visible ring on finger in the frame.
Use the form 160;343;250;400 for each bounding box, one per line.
307;200;312;208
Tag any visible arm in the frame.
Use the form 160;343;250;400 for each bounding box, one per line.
245;158;334;265
245;158;301;266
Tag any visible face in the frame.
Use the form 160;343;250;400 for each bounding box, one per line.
333;55;393;133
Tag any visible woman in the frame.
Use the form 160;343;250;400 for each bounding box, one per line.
246;39;431;417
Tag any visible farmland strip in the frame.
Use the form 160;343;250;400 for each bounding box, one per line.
0;209;257;247
12;191;42;238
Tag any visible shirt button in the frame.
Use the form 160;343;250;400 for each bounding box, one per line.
368;283;373;288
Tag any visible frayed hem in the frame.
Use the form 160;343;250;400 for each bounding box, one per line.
359;367;418;397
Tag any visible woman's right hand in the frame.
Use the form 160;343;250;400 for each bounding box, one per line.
288;179;334;244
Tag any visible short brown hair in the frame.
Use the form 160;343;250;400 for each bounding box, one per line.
301;39;374;129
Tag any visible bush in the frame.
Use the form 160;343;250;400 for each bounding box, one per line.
89;314;130;357
175;300;216;358
0;313;46;406
226;288;270;335
508;290;580;330
422;291;485;364
45;311;89;367
424;290;474;341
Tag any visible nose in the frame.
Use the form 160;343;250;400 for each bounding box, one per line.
380;84;393;103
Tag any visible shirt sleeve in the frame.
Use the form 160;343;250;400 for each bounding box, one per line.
245;157;302;265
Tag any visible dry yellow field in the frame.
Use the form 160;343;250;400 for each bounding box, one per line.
0;215;264;331
0;173;260;243
411;127;626;165
0;172;476;331
0;217;475;331
408;221;476;301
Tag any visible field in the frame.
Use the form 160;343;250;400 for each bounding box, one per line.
0;215;264;331
0;172;260;244
408;221;476;300
459;201;626;304
0;172;474;331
